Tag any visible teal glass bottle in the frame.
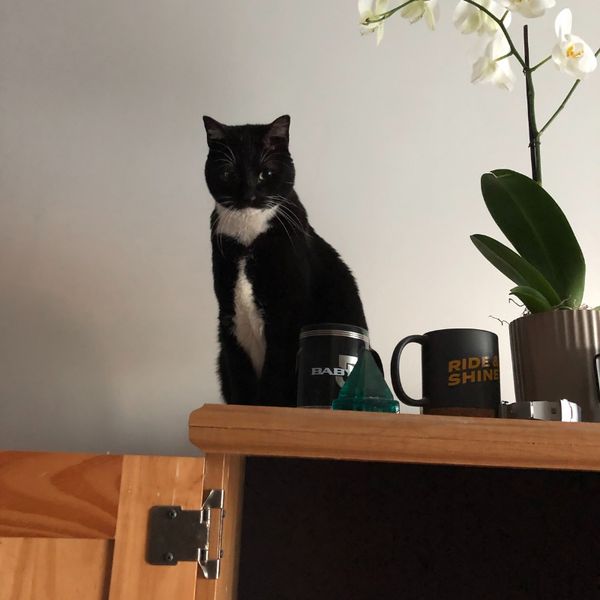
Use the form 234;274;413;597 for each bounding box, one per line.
332;349;400;413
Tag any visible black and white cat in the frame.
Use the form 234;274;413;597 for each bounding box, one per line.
204;115;368;406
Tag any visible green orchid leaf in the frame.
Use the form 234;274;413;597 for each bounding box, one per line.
471;234;562;307
481;169;585;307
510;285;553;314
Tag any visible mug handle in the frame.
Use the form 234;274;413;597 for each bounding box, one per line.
390;335;429;407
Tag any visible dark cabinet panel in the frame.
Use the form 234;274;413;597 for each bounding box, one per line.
240;457;600;600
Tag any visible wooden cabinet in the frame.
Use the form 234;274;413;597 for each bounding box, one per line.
0;451;241;600
189;404;600;470
190;406;600;599
3;406;600;599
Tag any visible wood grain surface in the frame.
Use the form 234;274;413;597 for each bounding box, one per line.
189;404;600;471
0;452;122;538
108;455;205;600
196;454;245;600
0;538;113;600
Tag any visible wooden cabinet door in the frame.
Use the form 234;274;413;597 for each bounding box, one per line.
0;451;214;600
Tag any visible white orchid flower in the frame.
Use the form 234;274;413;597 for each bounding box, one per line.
551;9;597;80
358;0;389;45
471;32;516;90
454;0;511;36
400;0;440;31
496;0;555;19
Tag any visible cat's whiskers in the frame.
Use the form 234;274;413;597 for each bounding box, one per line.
217;196;235;209
210;217;218;238
272;211;297;256
212;157;235;167
272;194;297;209
259;146;273;163
277;195;302;211
266;195;310;237
273;203;305;235
283;212;306;235
277;210;302;236
261;158;289;169
266;194;297;214
211;141;237;164
280;210;309;239
260;148;276;163
210;215;224;257
211;147;234;159
264;200;304;247
261;150;287;160
260;151;289;166
267;161;288;169
212;213;227;257
217;206;240;256
212;204;239;257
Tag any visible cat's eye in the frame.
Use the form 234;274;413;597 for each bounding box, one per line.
258;170;274;181
220;170;232;182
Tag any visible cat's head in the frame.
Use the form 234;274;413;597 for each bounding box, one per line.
203;115;295;211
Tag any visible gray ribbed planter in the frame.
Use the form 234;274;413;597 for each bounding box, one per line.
509;309;600;422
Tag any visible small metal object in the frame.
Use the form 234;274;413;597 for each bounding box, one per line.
146;489;225;579
499;399;582;422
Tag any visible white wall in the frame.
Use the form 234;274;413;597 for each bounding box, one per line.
1;0;599;455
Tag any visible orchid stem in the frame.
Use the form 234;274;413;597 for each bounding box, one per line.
523;25;542;185
539;80;580;137
364;0;418;24
531;55;552;72
462;0;526;69
364;2;599;185
539;47;600;137
495;51;513;62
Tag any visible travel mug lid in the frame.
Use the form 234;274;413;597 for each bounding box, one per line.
300;323;370;345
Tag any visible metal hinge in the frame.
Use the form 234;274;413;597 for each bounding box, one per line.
146;489;225;579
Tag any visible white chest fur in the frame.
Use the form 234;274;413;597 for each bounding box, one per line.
215;204;278;246
233;258;266;376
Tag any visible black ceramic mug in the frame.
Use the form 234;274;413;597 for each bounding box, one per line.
297;323;382;408
390;328;500;417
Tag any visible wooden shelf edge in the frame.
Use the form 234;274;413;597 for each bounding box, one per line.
189;405;600;472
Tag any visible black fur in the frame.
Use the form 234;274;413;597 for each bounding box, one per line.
204;115;367;407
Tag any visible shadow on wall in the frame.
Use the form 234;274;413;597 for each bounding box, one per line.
0;287;117;453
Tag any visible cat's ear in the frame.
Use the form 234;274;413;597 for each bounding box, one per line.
203;116;227;143
264;115;290;146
